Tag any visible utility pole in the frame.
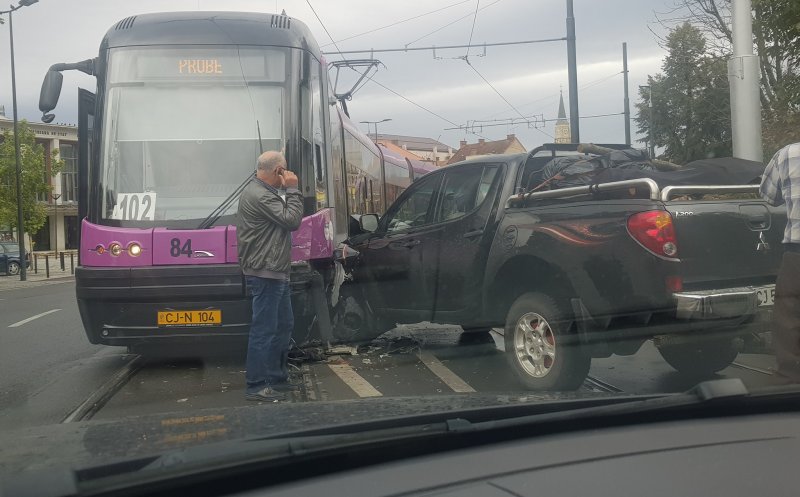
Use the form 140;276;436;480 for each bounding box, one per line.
622;42;631;146
728;0;762;161
639;80;655;158
565;0;580;143
648;77;655;158
2;0;40;281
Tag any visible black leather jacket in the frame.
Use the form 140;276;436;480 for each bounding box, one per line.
236;178;304;274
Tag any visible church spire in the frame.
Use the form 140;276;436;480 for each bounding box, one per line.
557;90;568;123
554;89;571;144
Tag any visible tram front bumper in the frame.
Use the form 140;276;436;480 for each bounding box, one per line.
75;264;315;346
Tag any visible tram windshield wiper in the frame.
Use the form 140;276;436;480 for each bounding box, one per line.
197;121;264;229
196;171;254;230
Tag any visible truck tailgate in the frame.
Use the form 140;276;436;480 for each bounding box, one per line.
664;199;785;289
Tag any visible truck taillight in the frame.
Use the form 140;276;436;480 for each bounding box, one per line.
627;210;679;259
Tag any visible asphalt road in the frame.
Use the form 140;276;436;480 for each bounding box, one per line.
0;281;133;430
0;281;783;430
96;325;781;420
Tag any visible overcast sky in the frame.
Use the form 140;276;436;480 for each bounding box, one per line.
0;0;675;150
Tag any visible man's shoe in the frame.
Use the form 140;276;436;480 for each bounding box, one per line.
272;382;301;393
245;387;286;402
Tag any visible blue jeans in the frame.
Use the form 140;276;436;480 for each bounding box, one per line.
245;276;294;393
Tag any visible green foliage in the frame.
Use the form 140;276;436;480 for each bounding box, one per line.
654;0;800;161
0;121;64;236
752;0;800;157
635;23;732;164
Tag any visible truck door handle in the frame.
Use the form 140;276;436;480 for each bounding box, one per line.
463;229;484;239
402;240;421;248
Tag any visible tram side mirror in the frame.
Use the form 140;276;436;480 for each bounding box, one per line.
39;70;63;123
360;214;379;233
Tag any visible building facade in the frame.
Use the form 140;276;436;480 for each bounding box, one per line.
375;134;455;165
447;134;527;165
0;112;79;253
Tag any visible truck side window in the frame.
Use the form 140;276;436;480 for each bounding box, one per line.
475;166;499;206
437;166;492;222
385;176;440;233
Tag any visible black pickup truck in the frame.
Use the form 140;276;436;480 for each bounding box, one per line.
339;144;783;390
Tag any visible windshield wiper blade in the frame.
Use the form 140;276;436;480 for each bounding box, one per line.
196;171;254;229
197;120;264;230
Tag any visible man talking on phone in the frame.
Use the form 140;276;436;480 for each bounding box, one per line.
237;151;304;401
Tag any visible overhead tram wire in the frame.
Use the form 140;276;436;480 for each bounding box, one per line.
320;0;472;48
465;61;554;139
480;70;624;120
403;0;504;48
444;112;626;130
308;0;487;141
323;37;566;56
447;0;547;139
349;66;489;140
305;0;346;60
464;0;480;58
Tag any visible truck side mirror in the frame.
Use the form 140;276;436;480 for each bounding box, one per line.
39;70;63;123
360;214;379;233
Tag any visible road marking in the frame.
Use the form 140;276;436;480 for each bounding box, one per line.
8;308;61;328
327;363;382;398
417;351;476;393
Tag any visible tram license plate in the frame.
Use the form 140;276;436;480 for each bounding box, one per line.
157;310;221;327
756;285;775;307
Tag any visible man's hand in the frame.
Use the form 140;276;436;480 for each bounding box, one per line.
281;170;299;189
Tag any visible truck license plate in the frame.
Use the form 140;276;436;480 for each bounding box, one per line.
756;285;775;307
157;310;221;327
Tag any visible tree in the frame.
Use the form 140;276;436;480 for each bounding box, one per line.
0;121;63;240
653;0;800;158
635;23;732;164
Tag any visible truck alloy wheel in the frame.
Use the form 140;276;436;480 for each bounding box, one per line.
504;292;590;391
513;313;557;378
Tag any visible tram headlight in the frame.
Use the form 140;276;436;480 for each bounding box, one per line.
109;242;122;257
128;243;142;257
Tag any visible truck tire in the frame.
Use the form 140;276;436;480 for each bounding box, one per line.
504;293;590;390
657;337;738;377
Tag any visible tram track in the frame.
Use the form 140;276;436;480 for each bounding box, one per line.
61;355;144;423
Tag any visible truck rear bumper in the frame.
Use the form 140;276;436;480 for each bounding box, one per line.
673;284;774;320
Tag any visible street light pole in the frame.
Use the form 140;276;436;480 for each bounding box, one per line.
51;193;61;256
2;0;39;281
647;78;655;159
639;82;655;159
